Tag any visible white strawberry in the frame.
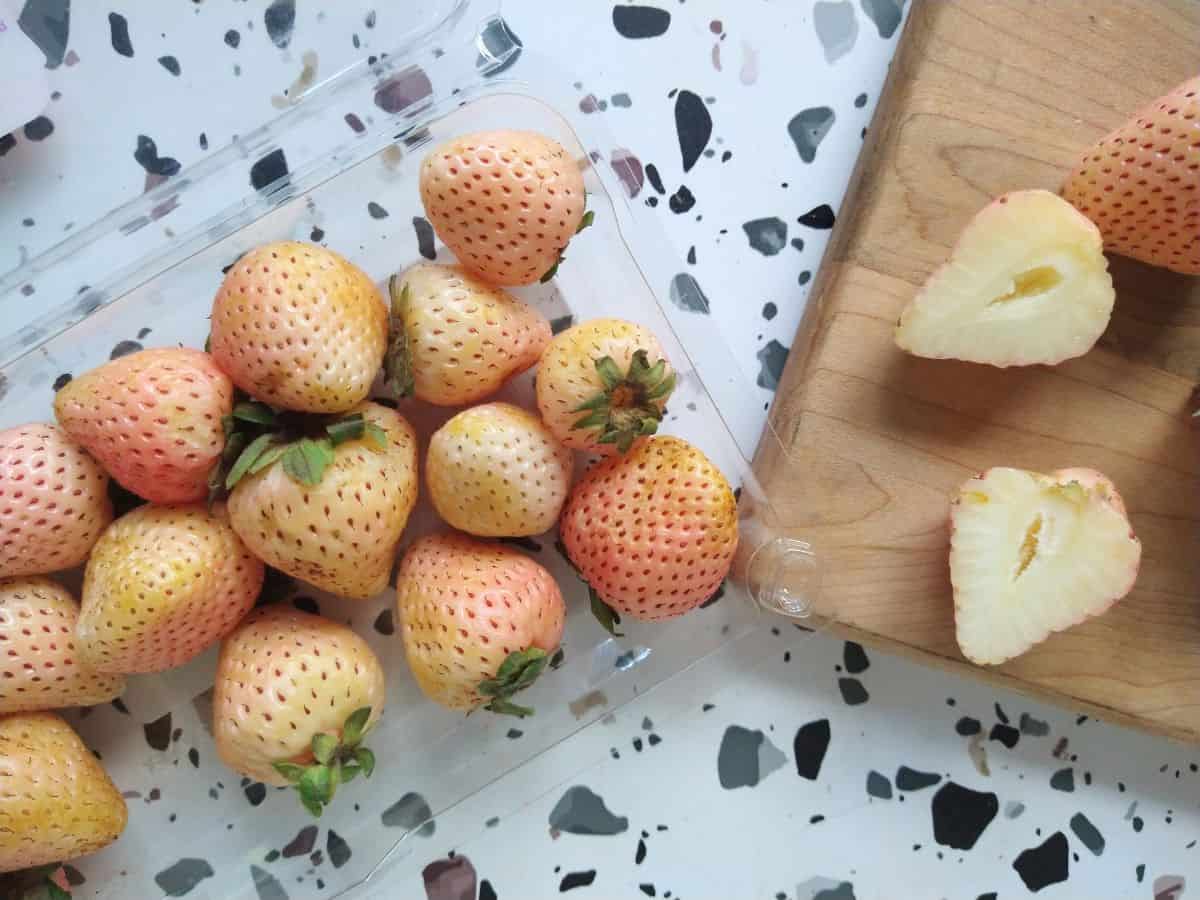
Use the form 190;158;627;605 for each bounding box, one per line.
951;467;1141;666
895;190;1115;367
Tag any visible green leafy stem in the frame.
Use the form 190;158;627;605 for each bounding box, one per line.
571;349;676;454
539;206;596;283
476;646;564;717
273;706;377;818
208;397;388;503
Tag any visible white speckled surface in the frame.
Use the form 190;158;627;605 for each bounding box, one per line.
1;2;1197;898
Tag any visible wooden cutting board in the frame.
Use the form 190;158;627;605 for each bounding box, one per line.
754;0;1200;741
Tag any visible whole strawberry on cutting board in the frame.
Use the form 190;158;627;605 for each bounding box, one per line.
0;711;127;873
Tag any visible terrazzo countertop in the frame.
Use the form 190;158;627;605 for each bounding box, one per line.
2;2;1198;899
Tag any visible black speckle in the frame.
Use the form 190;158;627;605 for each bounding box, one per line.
702;703;715;712
668;272;710;314
742;217;788;256
368;201;389;220
560;870;597;892
485;816;500;828
374;66;434;114
674;90;712;172
793;718;830;780
373;608;395;635
309;850;322;866
345;113;366;134
989;723;1020;749
855;92;868;108
291;596;319;615
1069;812;1104;856
1012;831;1069;891
955;716;981;736
550;315;574;336
154;859;214;897
1136;864;1145;881
251;864;288;900
23;116;54;142
412;216;437;259
837;677;868;705
860;0;904;38
993;703;1009;724
158;55;181;76
648;733;662;746
52;373;73;391
1132;816;1144;832
798;270;812;286
109;12;134;57
633;737;644;752
788;107;835;162
187;747;199;768
264;850;280;863
612;4;671;38
867;770;893;799
791;238;805;252
896;765;941;791
798;204;836;229
668;185;695;214
480;880;497;900
282;825;318;858
931;781;998;850
843;641;869;674
326;830;351;868
1050;768;1075;792
144;713;172;751
635;839;647;864
134;135;180;177
310;226;325;242
506;728;523;739
809;814;825;824
0;134;16;157
756;339;789;391
250;148;289;191
686;246;696;265
224;29;241;48
645;163;666;194
762;302;777;321
244;782;266;807
265;0;296;49
640;886;656;897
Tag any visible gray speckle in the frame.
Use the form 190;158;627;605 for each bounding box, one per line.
611;92;632;108
610;148;644;199
154;859;214;897
788;107;836;163
250;865;288;900
1069;812;1105;856
108;12;133;57
756;340;789;390
813;1;859;63
549;785;629;835
264;0;296;49
1019;713;1050;737
1004;800;1026;819
412;216;436;259
1050;767;1075;792
669;273;711;314
797;879;857;900
742;217;788;256
866;770;892;800
895;765;941;791
568;689;608;718
18;0;71;68
23;116;54;141
717;725;787;789
0;374;8;403
158;55;181;76
381;791;435;836
367;201;388;220
860;0;905;38
110;340;143;360
326;829;352;868
224;29;241;48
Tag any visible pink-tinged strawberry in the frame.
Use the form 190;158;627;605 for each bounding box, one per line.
214;605;385;815
536;318;676;454
1062;75;1199;274
0;424;112;579
76;504;263;674
225;402;418;599
53;348;234;504
385;263;551;406
560;436;737;625
0;711;127;873
0;578;125;714
397;533;565;715
426;403;572;538
419;130;590;285
209;241;388;413
895;190;1115;367
951;467;1141;666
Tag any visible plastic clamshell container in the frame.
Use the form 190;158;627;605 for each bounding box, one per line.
0;8;815;898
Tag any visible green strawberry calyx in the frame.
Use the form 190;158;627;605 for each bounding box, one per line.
383;276;415;400
272;706;377;818
7;863;73;899
208;398;389;502
539;205;595;283
554;537;624;638
477;647;563;717
571;349;676;454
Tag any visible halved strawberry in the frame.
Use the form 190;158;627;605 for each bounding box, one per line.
951;467;1141;666
1062;75;1199;274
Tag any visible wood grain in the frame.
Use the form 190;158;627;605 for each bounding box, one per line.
755;0;1200;741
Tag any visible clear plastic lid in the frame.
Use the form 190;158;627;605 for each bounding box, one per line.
0;6;821;898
